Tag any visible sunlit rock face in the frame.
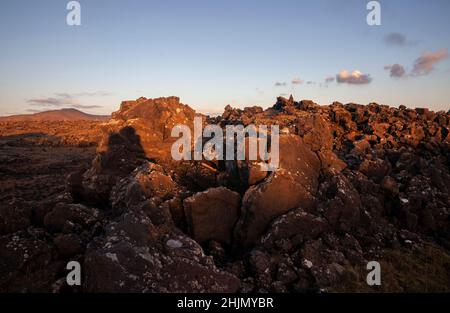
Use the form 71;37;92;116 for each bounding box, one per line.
1;95;449;293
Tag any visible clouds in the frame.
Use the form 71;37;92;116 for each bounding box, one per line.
275;71;373;88
26;109;44;113
384;32;417;47
384;64;406;78
274;48;448;89
383;30;448;77
27;91;110;110
384;49;449;79
27;97;102;109
55;91;112;98
336;70;372;85
274;78;304;87
412;48;449;76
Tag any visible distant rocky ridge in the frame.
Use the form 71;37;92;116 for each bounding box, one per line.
0;108;110;122
1;96;449;293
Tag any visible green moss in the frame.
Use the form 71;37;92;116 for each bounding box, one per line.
380;244;450;292
331;243;450;293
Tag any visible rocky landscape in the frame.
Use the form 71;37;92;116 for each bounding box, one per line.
0;96;449;293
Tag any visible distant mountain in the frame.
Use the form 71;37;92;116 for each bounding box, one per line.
0;108;110;122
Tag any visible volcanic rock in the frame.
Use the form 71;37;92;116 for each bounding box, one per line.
0;233;60;292
77;97;198;205
1;94;450;293
184;187;241;245
0;200;31;235
233;135;320;248
84;209;240;292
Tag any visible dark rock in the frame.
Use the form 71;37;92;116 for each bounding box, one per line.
0;200;31;235
54;233;83;257
0;233;60;292
234;134;321;248
43;203;102;234
184;187;241;245
84;210;240;292
262;209;328;249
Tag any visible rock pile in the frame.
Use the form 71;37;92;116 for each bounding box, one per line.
1;96;449;292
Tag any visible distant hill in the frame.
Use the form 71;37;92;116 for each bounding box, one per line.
0;108;110;122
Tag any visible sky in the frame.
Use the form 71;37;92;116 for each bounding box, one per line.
0;0;449;116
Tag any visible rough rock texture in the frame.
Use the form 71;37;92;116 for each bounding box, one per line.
234;134;320;248
73;97;200;206
102;96;197;162
84;207;240;292
184;187;241;245
1;96;449;293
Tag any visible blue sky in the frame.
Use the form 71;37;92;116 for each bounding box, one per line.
0;0;449;115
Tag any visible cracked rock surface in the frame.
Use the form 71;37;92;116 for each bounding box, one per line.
1;96;449;292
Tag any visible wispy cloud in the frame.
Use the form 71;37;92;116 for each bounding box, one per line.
26;109;44;113
28;97;80;106
384;32;418;47
384;64;406;78
411;48;449;76
325;76;335;83
274;81;287;87
55;91;112;98
27;92;104;109
336;70;372;85
291;78;304;85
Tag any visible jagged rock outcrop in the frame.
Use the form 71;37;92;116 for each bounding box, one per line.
234;135;321;248
1;95;449;293
71;97;199;205
104;96;197;161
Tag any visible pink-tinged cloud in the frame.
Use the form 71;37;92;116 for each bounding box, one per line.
412;48;449;76
336;70;372;85
291;78;303;85
384;64;406;78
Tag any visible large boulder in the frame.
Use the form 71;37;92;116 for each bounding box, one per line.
183;187;241;245
296;113;333;152
104;96;197;162
233;135;320;248
261;208;329;250
110;162;179;217
43;203;102;234
84;209;240;292
296;112;347;174
75;97;198;205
